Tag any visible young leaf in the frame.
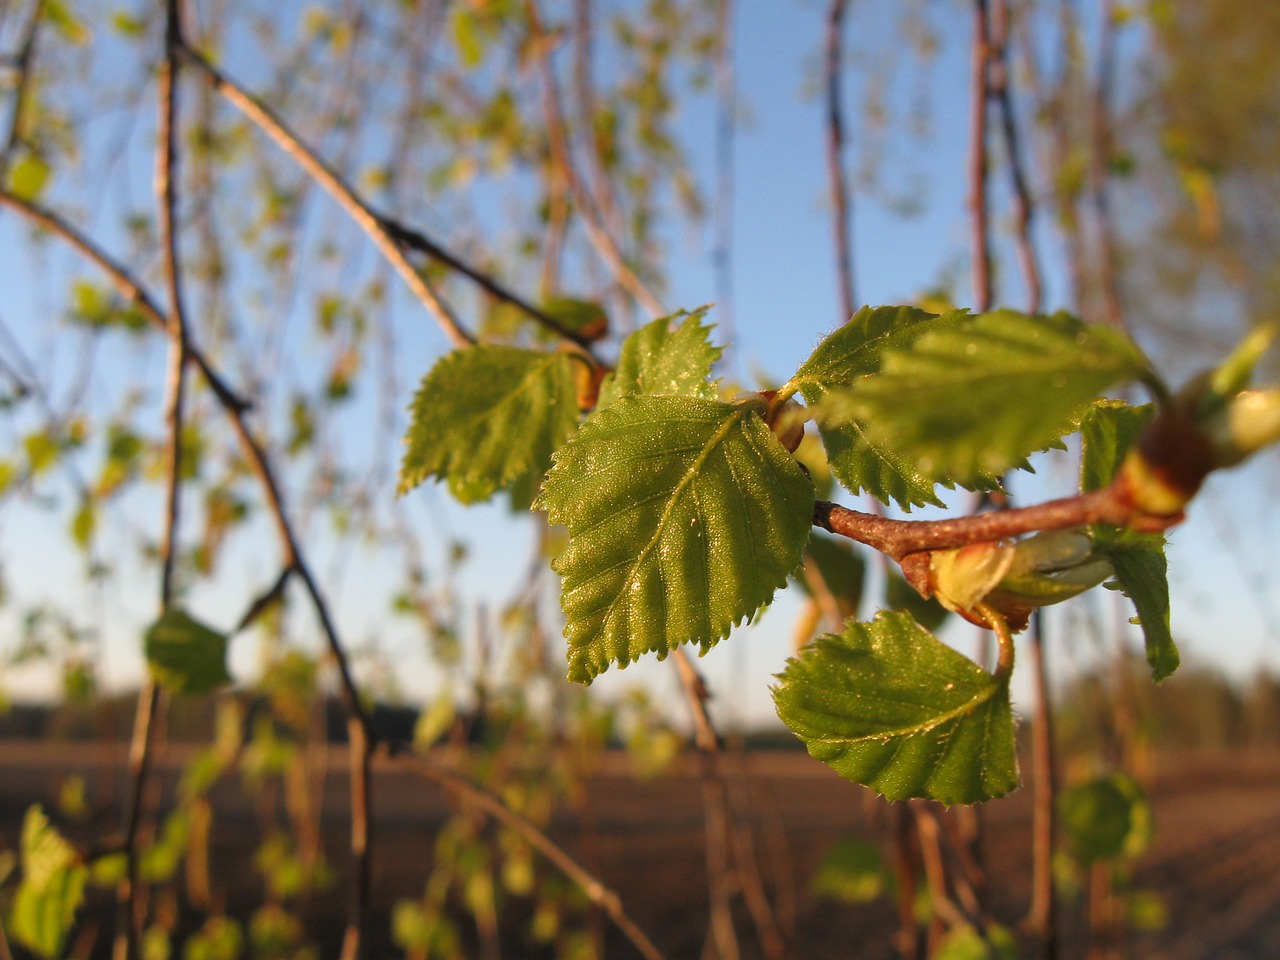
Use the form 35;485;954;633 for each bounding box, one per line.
536;394;813;682
596;307;720;408
810;836;892;903
144;609;233;695
10;806;88;959
399;346;579;503
1080;402;1178;680
1058;772;1152;864
821;310;1153;487
790;305;970;509
772;610;1017;805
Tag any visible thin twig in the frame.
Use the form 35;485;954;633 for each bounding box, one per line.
812;484;1179;564
1025;613;1060;960
990;0;1043;314
385;744;669;960
824;0;856;323
1089;0;1125;332
712;0;738;351
968;0;995;312
0;0;43;176
522;0;666;318
177;42;474;349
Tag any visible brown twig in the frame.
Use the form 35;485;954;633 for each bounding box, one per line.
990;0;1044;314
385;744;669;960
712;0;738;350
176;41;474;349
522;0;666;318
824;0;856;323
115;11;192;955
1089;0;1125;332
812;483;1178;563
0;0;43;177
968;0;995;312
1025;613;1061;959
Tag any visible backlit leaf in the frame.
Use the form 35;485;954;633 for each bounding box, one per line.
791;305;973;509
1080;402;1178;680
537;394;813;682
399;346;579;504
10;805;87;959
596;307;720;408
144;609;232;695
810;836;891;903
773;611;1017;804
819;310;1153;487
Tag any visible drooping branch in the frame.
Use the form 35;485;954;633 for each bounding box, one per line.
522;0;667;319
176;42;474;350
968;0;995;312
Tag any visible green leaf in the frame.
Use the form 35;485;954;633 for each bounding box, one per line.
791;305;970;509
8;153;51;201
1059;773;1152;864
1080;401;1177;679
537;394;813;683
820;310;1153;488
144;609;232;695
810;837;891;903
1104;540;1178;681
399;346;579;504
934;923;1018;960
596;307;720;408
885;569;951;633
772;611;1017;805
1080;400;1156;492
10;805;87;959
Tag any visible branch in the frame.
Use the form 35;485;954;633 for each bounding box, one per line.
824;0;856;324
522;0;667;319
384;743;670;960
968;0;994;312
176;42;475;350
812;481;1178;562
0;0;43;176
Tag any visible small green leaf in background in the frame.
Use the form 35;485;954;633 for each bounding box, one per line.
791;304;970;509
820;310;1152;488
399;346;579;504
934;923;1018;960
1080;401;1178;680
772;610;1017;805
885;569;951;633
537;394;813;682
1059;772;1152;864
793;532;866;621
596;307;720;408
8;152;51;201
144;609;232;695
810;836;892;903
9;805;88;959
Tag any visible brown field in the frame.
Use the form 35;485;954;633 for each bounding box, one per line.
2;743;1278;959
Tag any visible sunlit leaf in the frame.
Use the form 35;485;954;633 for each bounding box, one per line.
400;345;579;504
791;305;972;509
8;153;51;201
537;394;813;682
144;609;232;695
10;806;87;959
773;611;1017;804
596;307;720;408
934;923;1018;960
1080;402;1178;679
818;310;1153;488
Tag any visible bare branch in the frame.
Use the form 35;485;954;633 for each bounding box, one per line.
825;0;856;323
385;744;670;960
969;0;995;312
0;0;43;177
177;42;475;350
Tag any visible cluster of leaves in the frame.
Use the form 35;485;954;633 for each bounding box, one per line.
396;303;1272;806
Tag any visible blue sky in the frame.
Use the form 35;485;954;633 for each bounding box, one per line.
0;2;1276;728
